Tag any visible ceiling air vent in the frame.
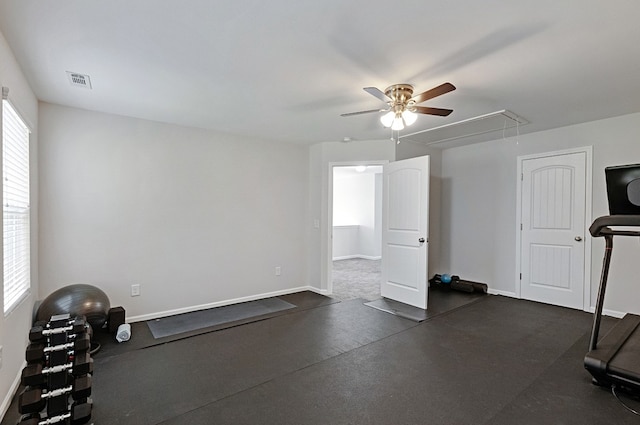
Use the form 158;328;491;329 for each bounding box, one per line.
66;72;92;89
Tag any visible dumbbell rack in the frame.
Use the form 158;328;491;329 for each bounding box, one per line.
17;314;93;425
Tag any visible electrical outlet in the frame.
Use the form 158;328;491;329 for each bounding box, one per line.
275;266;281;276
131;284;141;297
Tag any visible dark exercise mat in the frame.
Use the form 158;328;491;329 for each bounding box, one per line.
147;297;296;339
365;285;486;322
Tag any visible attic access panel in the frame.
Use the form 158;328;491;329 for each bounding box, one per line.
399;110;528;146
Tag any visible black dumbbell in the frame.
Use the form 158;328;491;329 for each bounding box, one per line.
21;352;93;387
18;375;91;414
70;398;93;425
29;317;87;343
26;333;91;363
16;413;40;425
17;399;92;424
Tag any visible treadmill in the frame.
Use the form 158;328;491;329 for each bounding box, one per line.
584;163;640;393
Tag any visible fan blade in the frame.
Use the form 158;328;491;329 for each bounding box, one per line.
410;82;456;104
413;106;453;116
363;87;390;103
340;109;384;117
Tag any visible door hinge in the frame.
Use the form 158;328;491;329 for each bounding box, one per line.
521;173;524;181
519;273;522;280
520;223;523;231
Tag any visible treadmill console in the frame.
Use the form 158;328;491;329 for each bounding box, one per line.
605;163;640;214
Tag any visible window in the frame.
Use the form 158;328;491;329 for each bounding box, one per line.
3;89;31;315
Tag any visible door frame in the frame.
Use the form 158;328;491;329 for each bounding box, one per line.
327;161;389;296
515;146;592;311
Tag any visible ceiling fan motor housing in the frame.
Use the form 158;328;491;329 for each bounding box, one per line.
385;84;415;112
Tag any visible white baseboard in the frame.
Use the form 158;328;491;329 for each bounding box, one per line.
126;285;322;323
1;360;25;422
307;286;329;296
332;255;381;261
585;305;625;318
359;255;381;260
487;291;626;318
487;288;517;298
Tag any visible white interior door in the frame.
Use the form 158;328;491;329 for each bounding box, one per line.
520;152;586;309
381;156;429;309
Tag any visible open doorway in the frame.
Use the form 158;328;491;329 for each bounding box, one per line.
330;164;383;301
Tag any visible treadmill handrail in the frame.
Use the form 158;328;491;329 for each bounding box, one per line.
589;215;640;237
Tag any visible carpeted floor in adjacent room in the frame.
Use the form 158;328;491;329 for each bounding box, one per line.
331;258;381;301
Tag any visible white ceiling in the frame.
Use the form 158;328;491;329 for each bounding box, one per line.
1;1;639;146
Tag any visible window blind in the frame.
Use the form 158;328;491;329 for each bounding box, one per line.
3;92;31;315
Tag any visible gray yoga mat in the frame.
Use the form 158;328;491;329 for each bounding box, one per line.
147;298;296;339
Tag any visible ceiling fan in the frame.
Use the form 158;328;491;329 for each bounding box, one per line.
341;82;456;131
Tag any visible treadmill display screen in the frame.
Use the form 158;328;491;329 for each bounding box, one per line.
605;163;640;215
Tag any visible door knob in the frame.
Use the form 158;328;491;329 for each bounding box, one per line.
418;238;425;243
575;236;582;242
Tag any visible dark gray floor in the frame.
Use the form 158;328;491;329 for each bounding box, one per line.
2;291;638;424
365;286;486;322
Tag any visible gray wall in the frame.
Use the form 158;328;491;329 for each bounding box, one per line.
38;103;309;321
439;112;640;315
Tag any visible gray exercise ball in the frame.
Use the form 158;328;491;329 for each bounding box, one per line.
36;284;111;329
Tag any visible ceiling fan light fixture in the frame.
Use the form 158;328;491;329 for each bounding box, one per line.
344;82;455;135
402;109;417;126
391;113;405;131
380;111;395;127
